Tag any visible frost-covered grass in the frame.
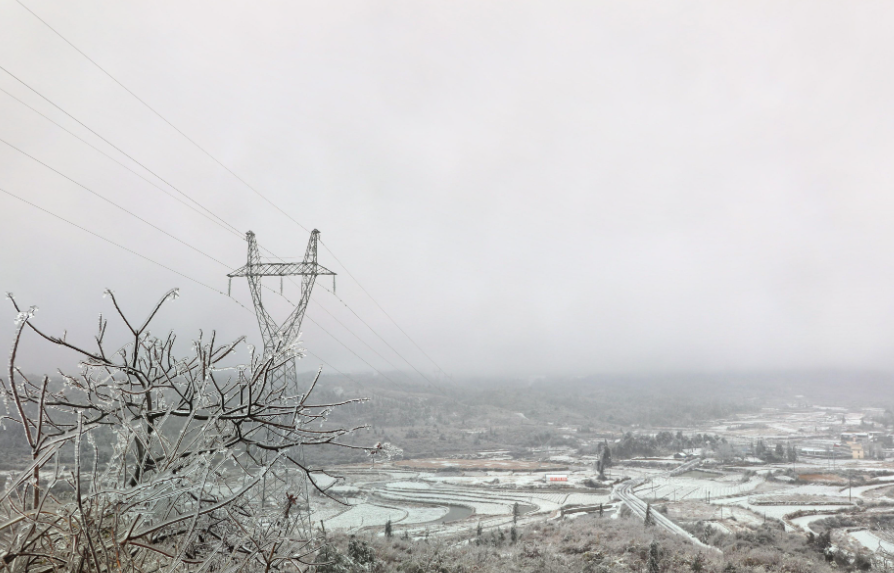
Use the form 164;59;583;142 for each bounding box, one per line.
781;484;850;497
401;506;449;525
381;481;581;510
316;500;450;531
384;481;431;490
666;500;763;528
318;513;843;573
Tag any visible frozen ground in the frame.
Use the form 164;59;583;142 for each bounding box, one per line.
789;512;840;532
317;461;614;533
314;405;894;554
850;530;894;554
316;453;894;541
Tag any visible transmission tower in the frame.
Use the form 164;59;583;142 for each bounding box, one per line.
228;229;335;385
227;229;335;539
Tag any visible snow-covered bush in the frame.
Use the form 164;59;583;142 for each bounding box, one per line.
0;289;366;571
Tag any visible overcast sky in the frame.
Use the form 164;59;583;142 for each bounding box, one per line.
2;1;894;380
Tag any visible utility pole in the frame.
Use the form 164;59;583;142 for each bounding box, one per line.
227;229;336;540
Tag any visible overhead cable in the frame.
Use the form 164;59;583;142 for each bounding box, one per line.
0;86;243;239
309;297;412;381
0;147;388;382
0;62;242;236
0;185;365;386
14;0;311;234
11;2;450;381
0;185;238;304
0;135;231;268
0;88;422;384
314;282;441;387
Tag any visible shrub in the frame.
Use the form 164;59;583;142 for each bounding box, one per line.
0;290;364;571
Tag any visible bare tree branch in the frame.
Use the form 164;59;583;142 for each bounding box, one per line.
0;290;366;572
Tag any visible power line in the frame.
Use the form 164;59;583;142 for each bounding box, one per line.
0;62;242;237
10;3;451;382
14;0;311;235
0;80;298;266
0;185;240;305
246;246;440;386
0;76;371;382
242;254;441;388
0;74;428;386
313;281;441;387
318;242;451;381
262;285;401;385
0;131;396;383
303;314;401;386
310;291;445;395
0;86;243;239
0;135;231;269
303;349;365;388
0;185;365;388
0;58;424;380
308;297;411;382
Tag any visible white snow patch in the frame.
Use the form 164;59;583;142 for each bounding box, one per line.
850;530;894;554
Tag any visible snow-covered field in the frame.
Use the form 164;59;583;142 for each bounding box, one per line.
314;410;894;550
789;512;838;532
850;530;894;554
632;473;765;502
316;453;889;536
315;462;616;532
324;504;406;530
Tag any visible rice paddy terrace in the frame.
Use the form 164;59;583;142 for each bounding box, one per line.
311;460;612;536
309;428;894;564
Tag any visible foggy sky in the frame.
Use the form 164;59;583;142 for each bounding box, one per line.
2;1;894;379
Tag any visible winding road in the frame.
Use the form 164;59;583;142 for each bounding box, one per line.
612;459;718;552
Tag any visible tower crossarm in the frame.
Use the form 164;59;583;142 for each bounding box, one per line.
226;262;335;278
228;229;335;358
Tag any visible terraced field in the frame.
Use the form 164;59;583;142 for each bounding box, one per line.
315;442;894;565
315;462;610;534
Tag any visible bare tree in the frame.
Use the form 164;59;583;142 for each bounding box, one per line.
0;289;367;572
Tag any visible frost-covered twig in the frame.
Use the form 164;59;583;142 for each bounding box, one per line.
0;289;367;572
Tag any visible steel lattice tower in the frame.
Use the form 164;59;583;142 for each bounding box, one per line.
227;229;335;539
228;229;335;384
